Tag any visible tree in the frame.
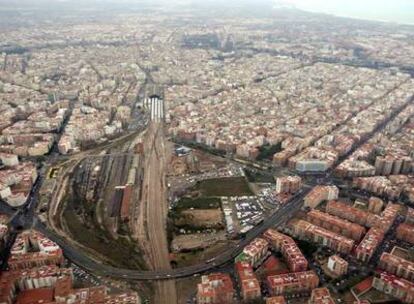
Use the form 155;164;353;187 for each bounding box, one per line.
48;92;56;103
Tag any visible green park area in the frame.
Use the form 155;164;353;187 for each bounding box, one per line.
193;176;254;197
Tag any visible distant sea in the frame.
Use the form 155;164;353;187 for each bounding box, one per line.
327;11;414;26
284;0;414;25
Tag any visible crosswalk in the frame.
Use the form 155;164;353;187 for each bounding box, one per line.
144;97;164;122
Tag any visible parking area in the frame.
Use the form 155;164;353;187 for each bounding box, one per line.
222;195;269;236
71;264;103;288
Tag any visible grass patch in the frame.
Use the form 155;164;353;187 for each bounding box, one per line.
297;239;318;256
193;177;253;197
172;241;230;268
173;197;221;211
244;168;275;183
173;140;226;157
361;288;398;303
172;222;224;232
257;143;282;161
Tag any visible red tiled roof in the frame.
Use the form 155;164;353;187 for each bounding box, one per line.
353;276;373;295
15;288;54;304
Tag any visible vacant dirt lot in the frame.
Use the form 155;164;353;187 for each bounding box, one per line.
175;209;223;228
173;240;236;268
171;231;227;252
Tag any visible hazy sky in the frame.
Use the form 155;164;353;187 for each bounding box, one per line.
0;0;413;25
285;0;414;24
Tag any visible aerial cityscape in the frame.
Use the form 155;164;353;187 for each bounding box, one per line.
0;0;413;303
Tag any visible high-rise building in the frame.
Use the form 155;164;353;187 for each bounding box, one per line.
0;264;141;304
309;288;335;304
406;208;414;225
374;156;409;176
8;231;64;270
367;197;384;214
326;200;377;227
236;238;269;267
355;227;384;262
379;251;414;281
327;255;348;277
304;186;339;209
396;223;414;244
288;219;354;254
197;273;235;304
0;223;8;250
0;153;19;167
377;203;400;232
266;296;286;304
373;272;414;303
263;229;308;272
296;160;329;172
235;262;261;301
267;271;319;296
307;209;365;241
275;176;302;194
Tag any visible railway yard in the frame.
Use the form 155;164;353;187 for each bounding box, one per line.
32;93;295;303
